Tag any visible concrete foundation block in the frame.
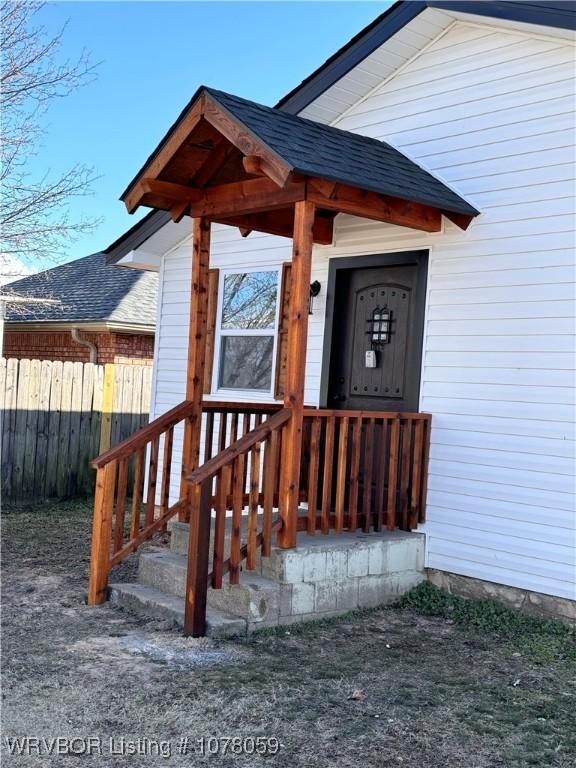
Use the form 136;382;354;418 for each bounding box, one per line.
278;584;293;617
325;549;348;580
357;575;389;609
303;551;327;582
336;579;359;611
347;547;369;578
207;574;280;625
262;550;304;583
315;580;339;612
368;544;388;575
389;533;425;572
291;582;316;615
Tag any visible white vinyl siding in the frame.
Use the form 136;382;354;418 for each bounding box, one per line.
151;21;575;599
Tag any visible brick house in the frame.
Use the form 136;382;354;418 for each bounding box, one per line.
3;252;157;365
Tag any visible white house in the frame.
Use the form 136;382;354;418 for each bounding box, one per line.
95;1;575;632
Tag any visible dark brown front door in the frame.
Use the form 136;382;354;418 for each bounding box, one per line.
327;258;426;412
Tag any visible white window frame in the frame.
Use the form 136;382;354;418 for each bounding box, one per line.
212;265;282;400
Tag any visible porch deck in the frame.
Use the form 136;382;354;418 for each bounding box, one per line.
88;401;430;635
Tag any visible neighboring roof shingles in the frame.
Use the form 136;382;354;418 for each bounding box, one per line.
202;87;478;217
4;252;157;327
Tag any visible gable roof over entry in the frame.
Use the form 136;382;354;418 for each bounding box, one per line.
139;87;478;218
121;85;478;245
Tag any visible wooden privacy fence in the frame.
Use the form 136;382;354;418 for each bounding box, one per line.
0;358;152;503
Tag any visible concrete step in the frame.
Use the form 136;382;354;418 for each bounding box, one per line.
108;583;247;638
138;549;187;598
138;548;284;628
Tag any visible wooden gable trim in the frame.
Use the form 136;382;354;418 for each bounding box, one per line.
443;210;474;231
191;137;236;188
202;94;292;188
131;177;307;220
307;178;442;233
218;208;334;245
123;94;206;213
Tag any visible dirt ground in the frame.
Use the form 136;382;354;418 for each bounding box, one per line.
2;500;575;768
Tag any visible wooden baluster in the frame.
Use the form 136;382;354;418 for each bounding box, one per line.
409;419;424;530
204;411;215;462
306;417;321;535
160;427;174;529
247;417;262;570
419;417;431;523
321;416;335;534
241;413;250;493
113;457;129;553
228;413;238;501
130;447;145;538
363;418;375;533
145;436;160;527
217;411;228;452
335;416;349;533
230;412;239;445
399;419;411;530
212;466;228;588
262;428;279;557
87;461;117;605
347;417;362;532
374;419;386;532
386;417;400;530
230;453;244;584
274;427;283;508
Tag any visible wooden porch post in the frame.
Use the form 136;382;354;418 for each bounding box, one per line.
277;200;315;548
180;217;211;513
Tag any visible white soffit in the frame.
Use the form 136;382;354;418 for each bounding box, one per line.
116;216;193;270
298;6;575;125
299;8;455;123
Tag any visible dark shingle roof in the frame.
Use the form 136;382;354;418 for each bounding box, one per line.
202;87;478;216
3;252;157;327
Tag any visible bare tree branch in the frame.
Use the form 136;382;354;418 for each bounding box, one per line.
0;1;101;264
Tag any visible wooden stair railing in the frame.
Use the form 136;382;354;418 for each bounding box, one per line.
182;407;291;636
87;399;283;606
87;400;196;605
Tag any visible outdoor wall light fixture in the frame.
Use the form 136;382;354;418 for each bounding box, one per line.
309;280;321;314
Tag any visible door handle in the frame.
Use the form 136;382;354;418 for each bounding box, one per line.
332;394;346;402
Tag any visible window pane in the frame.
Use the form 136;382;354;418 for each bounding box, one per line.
218;336;274;391
222;271;277;330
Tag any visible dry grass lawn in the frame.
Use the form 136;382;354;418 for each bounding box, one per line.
2;500;575;767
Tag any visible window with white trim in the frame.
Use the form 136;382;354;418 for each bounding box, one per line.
215;268;280;394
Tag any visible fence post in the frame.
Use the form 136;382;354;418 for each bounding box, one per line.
183;479;212;636
99;363;115;454
87;461;116;605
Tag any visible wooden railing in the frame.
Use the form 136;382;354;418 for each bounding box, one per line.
300;409;431;535
182;407;291;635
87;399;281;606
88;400;194;605
87;398;431;637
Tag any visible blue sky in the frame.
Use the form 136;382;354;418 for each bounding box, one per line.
32;1;390;264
